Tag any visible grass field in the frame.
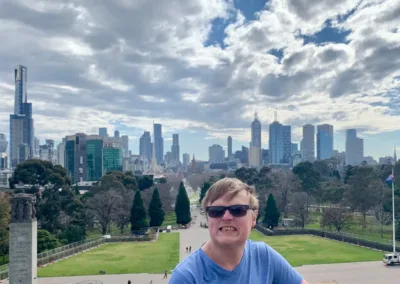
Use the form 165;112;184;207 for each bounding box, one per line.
250;230;384;267
304;211;399;246
38;233;180;277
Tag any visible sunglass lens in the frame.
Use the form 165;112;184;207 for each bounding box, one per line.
207;207;225;218
229;205;248;217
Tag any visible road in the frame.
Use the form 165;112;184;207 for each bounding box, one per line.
3;206;399;284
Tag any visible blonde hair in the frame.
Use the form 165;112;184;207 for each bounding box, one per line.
201;177;259;211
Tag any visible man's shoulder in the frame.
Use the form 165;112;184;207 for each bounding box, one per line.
246;239;270;254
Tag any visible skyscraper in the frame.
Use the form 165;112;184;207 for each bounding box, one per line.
114;130;120;138
99;127;108;137
14;65;27;115
10;65;34;167
301;124;315;162
121;135;129;157
171;134;180;163
345;129;364;165
139;131;152;162
251;112;261;148
0;134;7;153
153;123;164;164
227;136;232;159
269;120;292;164
317;124;334;160
209;144;225;163
65;133;104;183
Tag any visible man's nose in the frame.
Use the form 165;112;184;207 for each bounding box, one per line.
221;209;233;220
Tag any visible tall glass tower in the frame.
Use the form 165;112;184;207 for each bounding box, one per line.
10;65;34;167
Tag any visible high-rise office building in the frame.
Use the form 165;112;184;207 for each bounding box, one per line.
103;147;123;173
99;127;108;137
171;134;180;163
0;134;7;153
345;129;364;165
139;131;152;162
57;139;65;167
227;136;232;159
251;112;261;148
301;124;315;162
182;153;190;167
209;144;225;164
10;65;34;167
65;133;104;183
269;121;292;164
153;123;164;164
121;135;129;157
249;112;262;167
114;130;120;138
317;124;334;160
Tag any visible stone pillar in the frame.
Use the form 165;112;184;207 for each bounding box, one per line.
9;193;37;284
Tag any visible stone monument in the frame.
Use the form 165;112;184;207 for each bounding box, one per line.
9;193;37;284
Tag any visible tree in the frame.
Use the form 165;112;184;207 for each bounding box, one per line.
234;167;259;185
58;225;86;244
263;194;280;229
86;190;121;235
148;188;165;227
113;188;134;234
175;182;192;225
37;229;58;254
11;160;70;188
346;166;381;228
269;170;299;218
136;175;154;191
290;192;311;228
0;194;10;262
320;205;353;232
199;181;212;204
293;162;321;197
130;190;148;231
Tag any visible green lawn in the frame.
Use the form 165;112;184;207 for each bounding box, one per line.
250;230;384;267
304;211;399;246
38;233;180;277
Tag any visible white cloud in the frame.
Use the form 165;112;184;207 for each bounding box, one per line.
0;0;399;159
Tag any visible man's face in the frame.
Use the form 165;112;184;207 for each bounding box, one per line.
206;190;257;248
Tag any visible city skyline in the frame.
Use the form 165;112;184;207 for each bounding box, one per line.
0;1;399;161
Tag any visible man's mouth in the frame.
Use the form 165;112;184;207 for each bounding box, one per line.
219;226;237;232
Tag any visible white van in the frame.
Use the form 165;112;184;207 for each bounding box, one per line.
383;252;400;266
166;225;172;232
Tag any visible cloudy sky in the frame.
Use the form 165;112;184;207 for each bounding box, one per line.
0;0;399;161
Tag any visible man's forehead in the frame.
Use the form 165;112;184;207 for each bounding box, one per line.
211;190;250;204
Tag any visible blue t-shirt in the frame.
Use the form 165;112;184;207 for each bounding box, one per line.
169;239;303;284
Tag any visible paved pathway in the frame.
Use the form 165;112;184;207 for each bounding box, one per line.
4;206;400;284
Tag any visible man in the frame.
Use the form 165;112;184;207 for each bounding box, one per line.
169;178;308;284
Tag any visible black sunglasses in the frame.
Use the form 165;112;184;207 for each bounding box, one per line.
205;205;252;218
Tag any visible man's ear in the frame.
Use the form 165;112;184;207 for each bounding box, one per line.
252;210;258;227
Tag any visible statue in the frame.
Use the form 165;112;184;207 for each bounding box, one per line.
10;194;36;222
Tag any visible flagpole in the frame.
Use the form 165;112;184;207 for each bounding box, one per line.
392;167;396;253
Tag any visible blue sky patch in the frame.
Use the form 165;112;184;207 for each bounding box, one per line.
302;20;352;45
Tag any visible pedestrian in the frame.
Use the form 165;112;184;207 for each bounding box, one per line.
189;245;192;253
127;280;131;284
169;178;309;284
163;270;168;279
186;246;188;253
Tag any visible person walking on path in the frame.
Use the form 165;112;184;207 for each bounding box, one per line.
169;178;309;284
163;270;168;279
